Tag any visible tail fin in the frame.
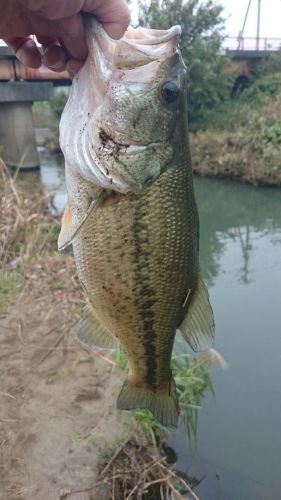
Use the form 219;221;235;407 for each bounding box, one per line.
117;377;179;429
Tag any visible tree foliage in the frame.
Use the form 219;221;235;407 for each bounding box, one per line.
138;0;233;128
49;90;69;120
251;53;281;80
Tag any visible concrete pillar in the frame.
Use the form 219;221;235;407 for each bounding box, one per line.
0;101;40;168
0;82;53;169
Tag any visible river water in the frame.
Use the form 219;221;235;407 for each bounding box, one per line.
170;178;281;500
33;151;281;500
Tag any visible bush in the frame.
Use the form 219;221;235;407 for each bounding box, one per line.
49;90;69;120
241;73;281;103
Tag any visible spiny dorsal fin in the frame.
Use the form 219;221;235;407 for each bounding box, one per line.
58;191;103;251
179;273;215;352
117;376;179;429
75;302;118;351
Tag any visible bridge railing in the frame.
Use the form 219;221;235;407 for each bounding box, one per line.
225;36;281;51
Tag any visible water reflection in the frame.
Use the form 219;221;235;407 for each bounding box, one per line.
195;177;281;286
169;176;281;500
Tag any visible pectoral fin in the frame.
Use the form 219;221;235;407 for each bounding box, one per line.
179;273;215;352
58;191;103;251
75;302;117;351
58;204;73;251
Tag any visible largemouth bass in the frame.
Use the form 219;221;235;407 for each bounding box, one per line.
58;17;214;428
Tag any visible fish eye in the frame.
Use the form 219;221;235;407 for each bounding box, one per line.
160;81;180;104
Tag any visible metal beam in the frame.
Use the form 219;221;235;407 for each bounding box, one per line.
256;0;261;50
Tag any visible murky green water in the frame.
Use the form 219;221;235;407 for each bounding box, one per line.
169;177;281;500
36;152;281;499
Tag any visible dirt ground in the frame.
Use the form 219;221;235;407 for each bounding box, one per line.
0;254;129;500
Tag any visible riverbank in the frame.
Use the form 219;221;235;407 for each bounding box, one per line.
190;130;281;187
190;90;281;188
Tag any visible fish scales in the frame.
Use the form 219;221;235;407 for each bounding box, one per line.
59;17;215;427
73;160;197;384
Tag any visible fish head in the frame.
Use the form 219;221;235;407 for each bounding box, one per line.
60;18;187;193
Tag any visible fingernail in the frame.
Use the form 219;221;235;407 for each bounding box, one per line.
17;42;41;68
66;58;84;76
42;46;67;72
48;61;66;71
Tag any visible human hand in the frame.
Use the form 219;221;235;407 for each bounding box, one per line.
0;0;130;76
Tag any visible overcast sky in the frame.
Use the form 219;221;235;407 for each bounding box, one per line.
222;0;281;38
132;0;281;39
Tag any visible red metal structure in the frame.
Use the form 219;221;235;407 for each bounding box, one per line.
0;55;69;82
225;36;281;52
0;41;69;83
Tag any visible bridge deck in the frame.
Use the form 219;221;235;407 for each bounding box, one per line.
0;46;70;83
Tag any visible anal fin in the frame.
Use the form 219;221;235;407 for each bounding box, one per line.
75;302;117;351
179;273;215;352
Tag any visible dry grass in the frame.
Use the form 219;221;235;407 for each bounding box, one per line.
0;158;59;270
191;131;281;187
59;426;199;500
190;94;281;187
0;158;67;315
98;430;199;500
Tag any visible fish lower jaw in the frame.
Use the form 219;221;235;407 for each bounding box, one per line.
89;134;160;193
80;127;131;192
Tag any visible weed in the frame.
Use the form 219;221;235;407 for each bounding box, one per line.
0;159;63;311
0;270;24;314
52;281;66;290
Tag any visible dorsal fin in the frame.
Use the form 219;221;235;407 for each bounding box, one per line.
179;273;215;352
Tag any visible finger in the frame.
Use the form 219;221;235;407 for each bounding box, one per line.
83;0;131;39
66;58;84;78
36;36;67;71
59;15;88;61
26;0;84;20
6;37;41;68
102;20;130;40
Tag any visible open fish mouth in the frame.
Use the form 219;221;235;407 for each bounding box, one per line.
85;16;181;72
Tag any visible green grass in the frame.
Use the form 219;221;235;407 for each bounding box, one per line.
52;281;66;290
0;270;24;315
173;352;214;444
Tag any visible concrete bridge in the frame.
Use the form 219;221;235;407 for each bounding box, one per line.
224;36;281;93
0;45;70;169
